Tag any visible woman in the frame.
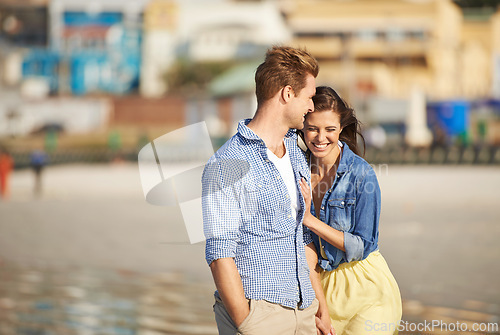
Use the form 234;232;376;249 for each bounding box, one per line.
299;86;402;335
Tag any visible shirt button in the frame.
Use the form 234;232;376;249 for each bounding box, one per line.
341;201;345;205
286;194;289;198
287;215;291;218
265;159;270;162
321;206;324;210
276;176;280;179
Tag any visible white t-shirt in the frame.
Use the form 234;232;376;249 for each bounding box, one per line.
266;146;300;221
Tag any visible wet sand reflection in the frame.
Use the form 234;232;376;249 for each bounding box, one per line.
0;262;217;335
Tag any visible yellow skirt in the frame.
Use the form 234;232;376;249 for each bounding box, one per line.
320;250;402;335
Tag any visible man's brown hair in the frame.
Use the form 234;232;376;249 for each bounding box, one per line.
255;46;319;105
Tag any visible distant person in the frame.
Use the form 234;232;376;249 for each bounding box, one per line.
30;149;48;197
299;86;402;335
0;148;14;199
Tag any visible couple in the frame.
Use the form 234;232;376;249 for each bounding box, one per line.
202;46;402;335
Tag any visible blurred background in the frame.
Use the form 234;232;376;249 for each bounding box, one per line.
0;0;499;334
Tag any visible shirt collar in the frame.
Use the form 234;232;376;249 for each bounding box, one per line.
237;118;298;141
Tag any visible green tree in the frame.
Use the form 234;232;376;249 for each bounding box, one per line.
453;0;500;8
165;59;236;94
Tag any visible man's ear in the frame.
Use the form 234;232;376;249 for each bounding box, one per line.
281;85;294;103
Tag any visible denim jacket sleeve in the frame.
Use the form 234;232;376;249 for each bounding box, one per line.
343;165;380;262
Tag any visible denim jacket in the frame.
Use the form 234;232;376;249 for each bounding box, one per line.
310;142;381;271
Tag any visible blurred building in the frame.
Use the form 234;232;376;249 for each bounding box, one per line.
0;0;50;89
140;0;178;98
49;0;148;95
461;7;495;99
2;0;500;146
283;0;497;101
0;0;49;48
176;1;290;62
492;9;500;99
141;0;291;97
139;0;292;139
277;0;500;146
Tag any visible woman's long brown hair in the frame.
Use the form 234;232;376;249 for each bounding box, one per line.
309;86;365;157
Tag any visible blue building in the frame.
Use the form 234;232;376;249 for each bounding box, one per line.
34;0;149;95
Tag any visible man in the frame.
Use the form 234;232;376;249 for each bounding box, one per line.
202;46;332;335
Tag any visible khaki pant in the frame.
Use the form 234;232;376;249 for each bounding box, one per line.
213;296;319;335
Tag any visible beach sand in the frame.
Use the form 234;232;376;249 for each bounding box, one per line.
0;163;499;334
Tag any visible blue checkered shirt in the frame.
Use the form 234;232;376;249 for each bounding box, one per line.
202;119;315;309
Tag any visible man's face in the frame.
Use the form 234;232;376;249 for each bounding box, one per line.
285;73;316;129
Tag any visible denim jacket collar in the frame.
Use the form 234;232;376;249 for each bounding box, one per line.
337;141;355;175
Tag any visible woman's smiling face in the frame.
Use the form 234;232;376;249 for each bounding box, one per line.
302;109;342;159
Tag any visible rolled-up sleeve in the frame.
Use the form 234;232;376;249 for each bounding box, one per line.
343;232;364;262
202;159;242;265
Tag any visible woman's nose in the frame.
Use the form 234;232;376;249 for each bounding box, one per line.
317;131;326;142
